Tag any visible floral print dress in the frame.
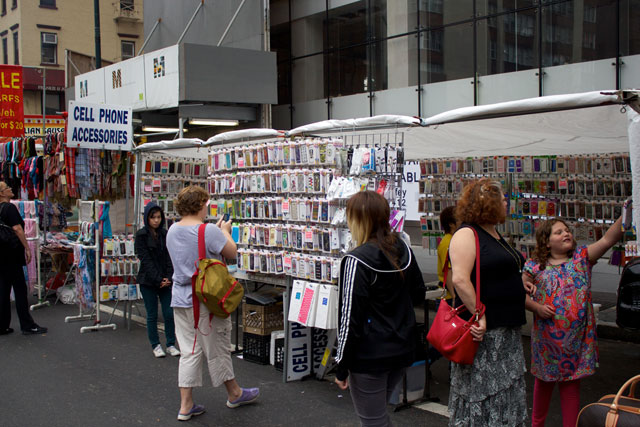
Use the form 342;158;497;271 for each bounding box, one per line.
524;245;598;382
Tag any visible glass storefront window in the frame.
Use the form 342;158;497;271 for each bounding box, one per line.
476;0;536;17
328;1;368;50
419;0;473;25
542;0;617;66
370;36;413;91
290;10;325;57
271;21;291;105
327;45;368;98
477;9;538;76
620;0;640;56
420;23;474;84
292;54;325;103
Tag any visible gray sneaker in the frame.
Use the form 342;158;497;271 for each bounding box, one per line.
152;344;166;358
167;345;181;357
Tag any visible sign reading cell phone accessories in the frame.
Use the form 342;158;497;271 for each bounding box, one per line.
0;65;24;137
67;101;133;151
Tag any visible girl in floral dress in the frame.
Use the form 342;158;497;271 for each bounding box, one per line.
523;217;623;427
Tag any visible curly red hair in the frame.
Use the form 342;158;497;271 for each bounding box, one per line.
455;178;505;225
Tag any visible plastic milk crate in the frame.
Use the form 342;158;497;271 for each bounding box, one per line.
243;333;271;365
242;301;284;336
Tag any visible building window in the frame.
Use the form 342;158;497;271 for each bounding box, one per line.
121;40;135;59
39;0;55;7
1;0;6;16
120;0;134;11
41;32;57;64
11;0;16;10
12;31;17;64
2;38;7;64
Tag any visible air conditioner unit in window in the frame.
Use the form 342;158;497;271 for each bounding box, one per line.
42;33;57;44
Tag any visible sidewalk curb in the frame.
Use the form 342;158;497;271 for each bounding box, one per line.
597;321;640;343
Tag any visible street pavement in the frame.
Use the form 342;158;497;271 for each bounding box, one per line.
1;247;639;427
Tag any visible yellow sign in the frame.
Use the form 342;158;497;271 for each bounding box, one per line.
24;115;65;136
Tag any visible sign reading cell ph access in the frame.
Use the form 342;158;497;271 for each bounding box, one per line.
66;101;133;151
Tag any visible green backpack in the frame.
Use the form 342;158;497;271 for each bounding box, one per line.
191;224;244;321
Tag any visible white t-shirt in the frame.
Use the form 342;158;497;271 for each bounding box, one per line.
166;223;228;308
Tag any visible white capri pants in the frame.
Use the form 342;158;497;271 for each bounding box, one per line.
174;302;235;388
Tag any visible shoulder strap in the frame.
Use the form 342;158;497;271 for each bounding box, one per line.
442;226;482;312
197;223;207;261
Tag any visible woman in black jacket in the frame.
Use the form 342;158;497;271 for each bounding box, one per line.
335;191;425;427
135;202;178;358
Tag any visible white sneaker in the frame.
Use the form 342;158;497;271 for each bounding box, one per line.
167;345;181;357
153;344;166;358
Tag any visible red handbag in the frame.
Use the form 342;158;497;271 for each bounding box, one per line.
426;227;486;365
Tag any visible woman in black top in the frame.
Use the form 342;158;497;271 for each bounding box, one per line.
335;191;425;427
134;202;178;358
448;178;527;426
0;181;47;335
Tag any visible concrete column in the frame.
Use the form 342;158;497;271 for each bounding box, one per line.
386;1;410;89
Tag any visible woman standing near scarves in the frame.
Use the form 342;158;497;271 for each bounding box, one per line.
0;181;47;336
447;178;527;426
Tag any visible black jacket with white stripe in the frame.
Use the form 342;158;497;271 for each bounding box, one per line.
335;236;425;381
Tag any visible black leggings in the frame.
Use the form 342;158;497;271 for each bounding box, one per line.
349;368;405;427
0;264;36;331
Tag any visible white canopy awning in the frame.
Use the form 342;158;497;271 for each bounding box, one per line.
403;103;628;159
287;115;419;136
204;129;283;147
133;138;204;152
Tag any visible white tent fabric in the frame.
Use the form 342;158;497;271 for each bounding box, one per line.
287;115;419;136
403;104;629;159
420;90;619;126
133;138;204;152
204;128;283;146
627;109;640;230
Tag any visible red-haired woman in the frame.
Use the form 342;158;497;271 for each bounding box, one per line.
524;217;622;427
335;190;425;427
448;178;527;426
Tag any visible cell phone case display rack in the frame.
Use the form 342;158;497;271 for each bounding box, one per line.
64;200;118;333
209;136;405;286
209;134;405;381
100;236;141;302
418;152;632;259
137;155;209;225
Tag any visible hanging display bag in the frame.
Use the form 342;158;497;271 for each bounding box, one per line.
191;223;244;321
426;227;485;365
577;374;640;426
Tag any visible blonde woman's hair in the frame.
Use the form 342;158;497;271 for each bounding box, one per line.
346;190;401;271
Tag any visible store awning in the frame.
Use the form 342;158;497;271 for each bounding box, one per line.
133;138;204;152
204;129;283;147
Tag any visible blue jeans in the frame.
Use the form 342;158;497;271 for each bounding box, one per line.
139;285;176;348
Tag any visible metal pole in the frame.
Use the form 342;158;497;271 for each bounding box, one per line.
137;18;161;56
124;153;130;236
178;0;204;45
133;154;142;231
41;68;47;244
218;0;247;46
179;117;185;138
94;0;102;68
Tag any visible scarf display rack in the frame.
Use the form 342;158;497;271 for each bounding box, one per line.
64;200;117;333
1;138;43;200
